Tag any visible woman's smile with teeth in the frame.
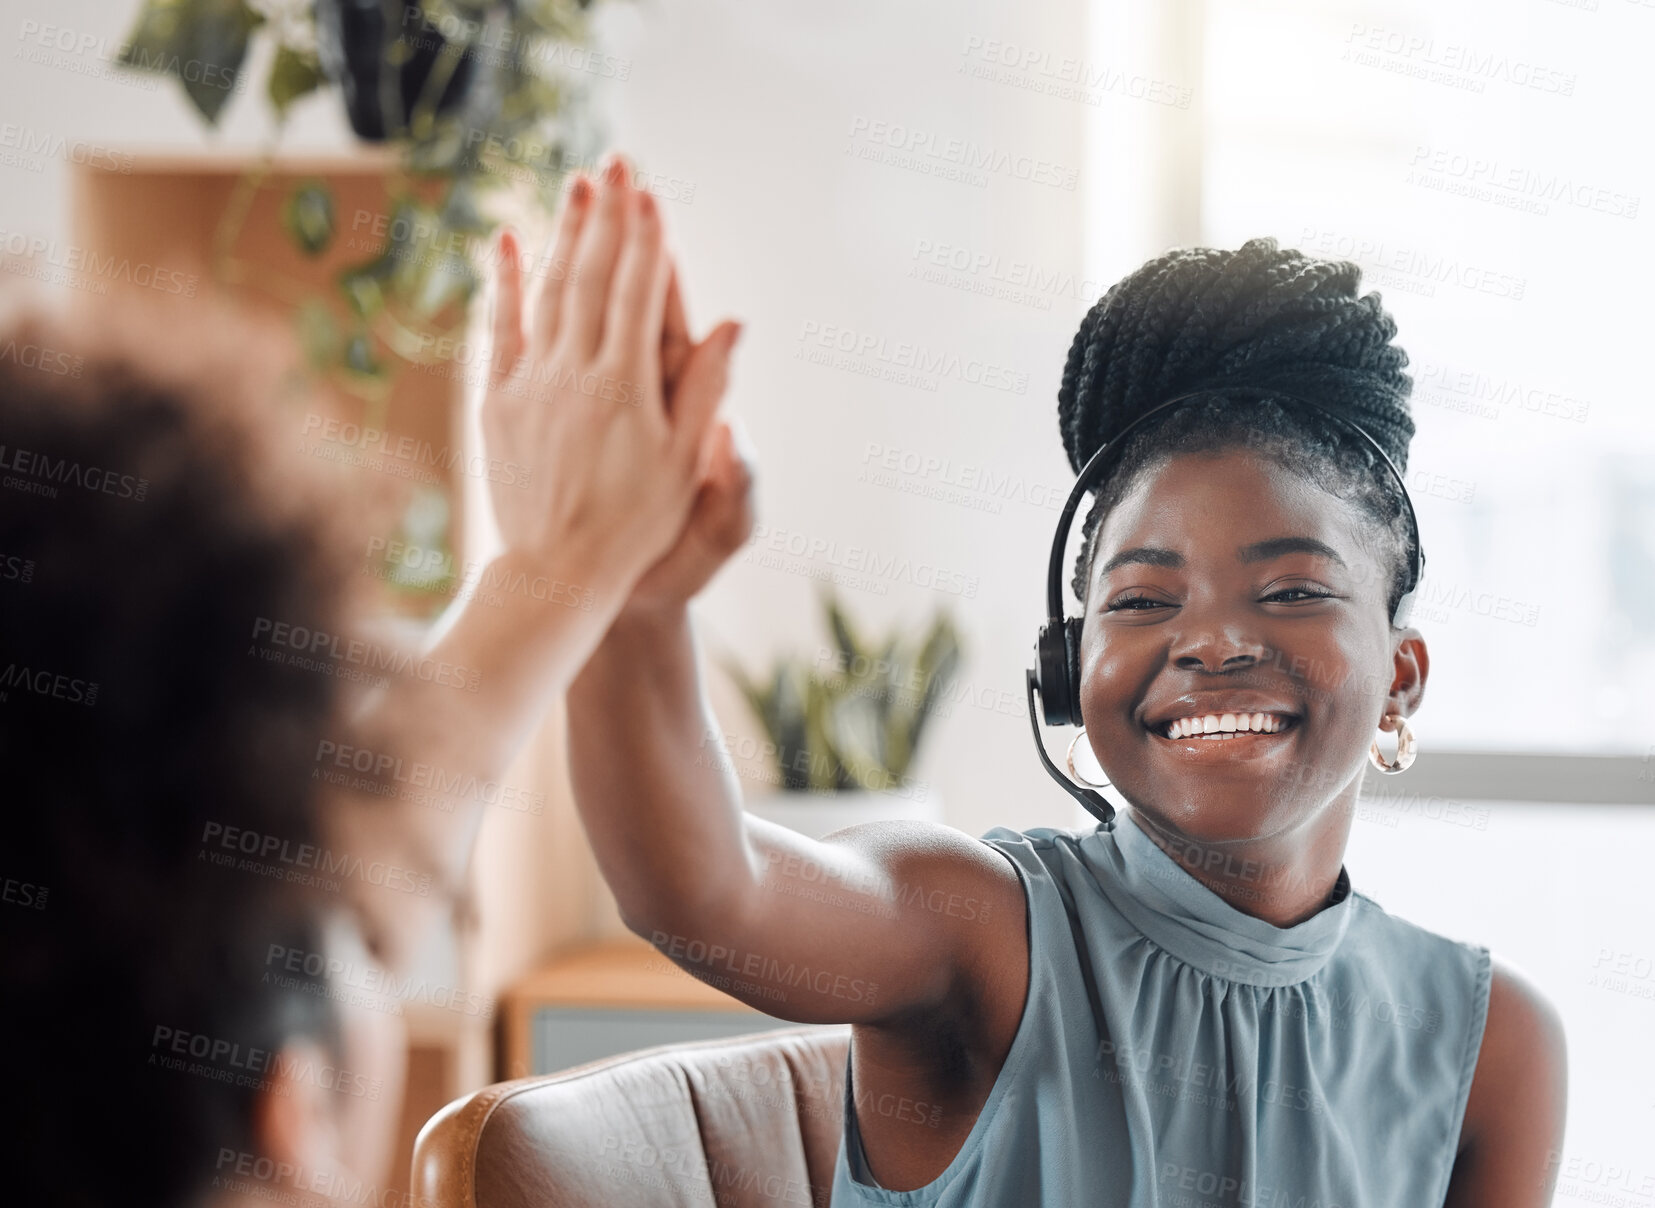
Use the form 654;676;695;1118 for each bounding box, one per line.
1161;712;1294;740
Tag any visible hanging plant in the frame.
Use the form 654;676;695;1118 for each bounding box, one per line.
117;0;612;409
116;0;614;604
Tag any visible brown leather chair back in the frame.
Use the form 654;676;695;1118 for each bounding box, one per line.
413;1025;853;1208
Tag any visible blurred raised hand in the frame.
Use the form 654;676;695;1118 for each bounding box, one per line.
482;153;743;609
325;151;745;972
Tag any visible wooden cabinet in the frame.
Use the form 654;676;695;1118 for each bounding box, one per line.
502;936;796;1080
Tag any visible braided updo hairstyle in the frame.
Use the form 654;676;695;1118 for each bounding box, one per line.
1057;236;1419;625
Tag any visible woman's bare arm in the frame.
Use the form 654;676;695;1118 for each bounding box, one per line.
563;385;1023;1029
1443;958;1569;1207
568;600;1023;1027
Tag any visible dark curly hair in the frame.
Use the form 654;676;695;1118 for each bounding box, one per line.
1057;236;1419;624
0;304;355;1208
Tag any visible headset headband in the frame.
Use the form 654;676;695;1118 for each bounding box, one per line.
1026;386;1426;828
1049;388;1424;625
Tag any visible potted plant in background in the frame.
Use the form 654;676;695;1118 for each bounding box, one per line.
723;593;963;839
116;0;612;619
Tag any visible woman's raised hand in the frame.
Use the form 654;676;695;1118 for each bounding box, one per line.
620;261;760;616
479;151;742;614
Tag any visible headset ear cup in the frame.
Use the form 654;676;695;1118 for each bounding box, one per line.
1063;617;1085;722
1034;621;1075;727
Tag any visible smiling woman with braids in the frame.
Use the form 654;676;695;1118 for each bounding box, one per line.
567;235;1567;1207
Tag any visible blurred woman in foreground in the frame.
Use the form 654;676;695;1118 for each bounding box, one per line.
1;151;745;1207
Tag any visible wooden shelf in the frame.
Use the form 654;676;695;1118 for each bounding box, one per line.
501;936;778;1081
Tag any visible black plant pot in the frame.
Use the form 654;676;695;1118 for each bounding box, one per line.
315;0;483;141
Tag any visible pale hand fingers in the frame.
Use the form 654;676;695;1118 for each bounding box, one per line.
669;320;743;463
564;154;634;358
701;417;758;551
529;174;593;354
488;227;526;387
600;189;671;376
661;263;692;403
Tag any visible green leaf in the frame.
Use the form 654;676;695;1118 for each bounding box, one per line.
282;182;335;256
294;300;341;371
409;245;478;318
268;42;324;118
384;487;456;595
119;0;265;126
342;332;385;379
338;260;391;320
825;592;862;667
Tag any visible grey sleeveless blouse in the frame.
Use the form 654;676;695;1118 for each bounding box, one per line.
830;816;1491;1208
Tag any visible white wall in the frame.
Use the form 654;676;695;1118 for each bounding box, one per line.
587;0;1118;841
1;0;1125;842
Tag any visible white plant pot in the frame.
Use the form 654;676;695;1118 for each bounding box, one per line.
743;788;943;840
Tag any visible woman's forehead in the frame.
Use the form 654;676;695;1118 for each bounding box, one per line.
1095;451;1368;560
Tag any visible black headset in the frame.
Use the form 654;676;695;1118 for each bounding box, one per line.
1025;387;1426;829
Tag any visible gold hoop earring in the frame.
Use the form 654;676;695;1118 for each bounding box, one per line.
1369;713;1417;774
1066;731;1110;788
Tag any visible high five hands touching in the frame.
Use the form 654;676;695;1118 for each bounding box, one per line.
481;151;757;632
328;151;756;973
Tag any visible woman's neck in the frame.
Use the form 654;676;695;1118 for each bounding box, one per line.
1121;800;1354;929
